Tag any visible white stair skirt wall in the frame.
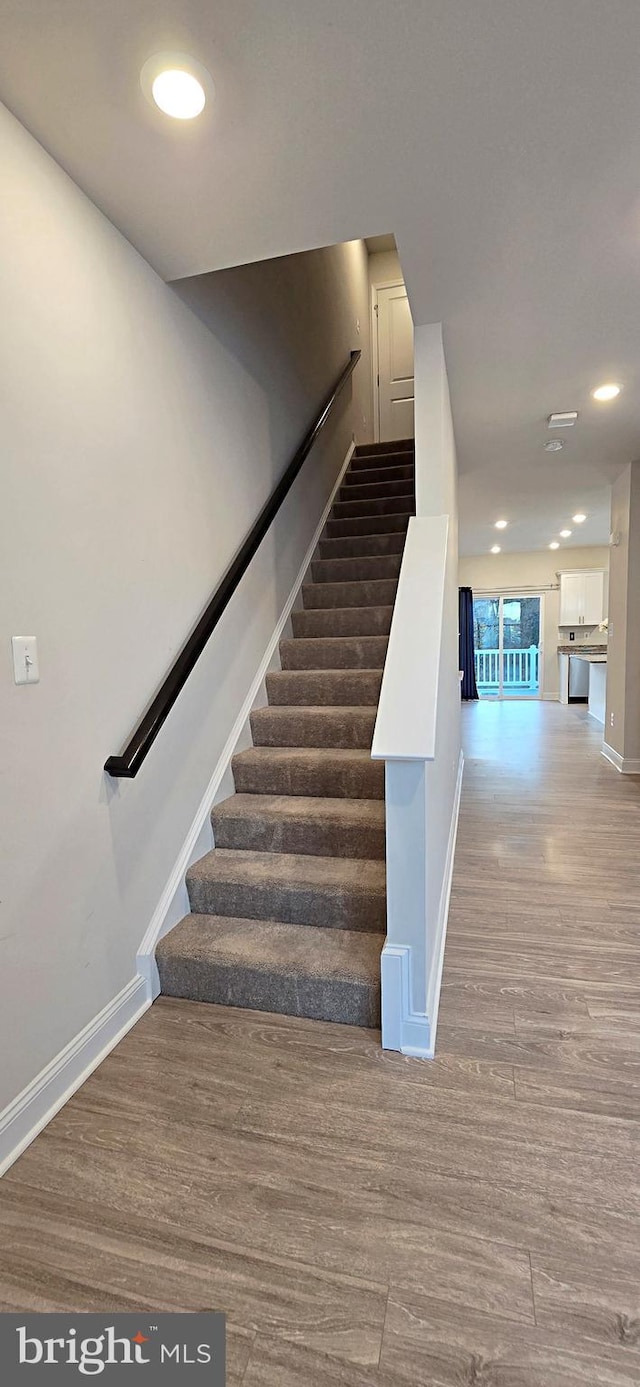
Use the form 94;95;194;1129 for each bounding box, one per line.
373;321;462;1057
372;516;463;1057
137;441;356;994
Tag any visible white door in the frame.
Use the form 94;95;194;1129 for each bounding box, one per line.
375;283;415;442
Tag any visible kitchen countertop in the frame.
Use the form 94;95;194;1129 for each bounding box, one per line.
557;645;607;656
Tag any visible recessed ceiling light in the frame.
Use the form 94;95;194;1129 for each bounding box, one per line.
490;545;501;554
572;513;587;524
549;541;560;550
152;69;205;118
495;519;508;529
591;383;621;402
559;529;572;538
140;52;213;120
544;439;564;452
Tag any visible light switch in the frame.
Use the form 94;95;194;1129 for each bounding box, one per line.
12;636;39;685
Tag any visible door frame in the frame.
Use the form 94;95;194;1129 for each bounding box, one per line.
371;278;406;443
474;591;546;700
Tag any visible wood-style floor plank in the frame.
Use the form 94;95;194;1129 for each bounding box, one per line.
0;700;639;1385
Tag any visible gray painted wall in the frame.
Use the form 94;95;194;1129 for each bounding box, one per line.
0;104;372;1116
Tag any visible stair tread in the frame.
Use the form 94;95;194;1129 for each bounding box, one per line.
158;914;382;980
252;703;377;716
188;848;386;893
354;439;414;456
213;793;385;827
279;635;387;669
311;554;402;581
302;578;398;609
344;463;414;484
326;514;410;536
266;669;382;706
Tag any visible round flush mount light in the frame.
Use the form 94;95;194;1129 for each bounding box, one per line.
495;519;508;530
572;512;587;524
549;541;560;550
140;53;213;120
490;544;501;554
559;529;572;538
591;382;621;402
544;439;564;452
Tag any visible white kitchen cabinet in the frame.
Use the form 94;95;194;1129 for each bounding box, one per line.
559;570;604;626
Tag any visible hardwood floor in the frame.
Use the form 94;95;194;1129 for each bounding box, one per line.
1;700;639;1384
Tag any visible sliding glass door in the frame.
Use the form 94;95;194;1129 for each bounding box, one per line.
473;595;542;699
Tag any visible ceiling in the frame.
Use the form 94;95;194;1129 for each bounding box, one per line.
2;0;639;556
365;235;397;255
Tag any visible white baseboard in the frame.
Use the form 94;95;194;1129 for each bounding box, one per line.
542;692;559;702
137;440;356;995
602;741;640;775
0;975;150;1178
381;747;464;1059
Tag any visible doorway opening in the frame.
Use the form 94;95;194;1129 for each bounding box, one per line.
473;594;543;699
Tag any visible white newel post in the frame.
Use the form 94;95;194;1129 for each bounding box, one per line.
372;323;463;1058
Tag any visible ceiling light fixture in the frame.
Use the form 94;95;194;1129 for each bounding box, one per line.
559;529;572;538
140;52;213;120
591;382;621;402
549;541;560;550
548;412;578;428
495;520;508;529
490;545;501;554
572;513;587;524
544;439;564;452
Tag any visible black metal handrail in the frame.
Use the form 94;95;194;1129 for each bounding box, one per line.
104;350;361;778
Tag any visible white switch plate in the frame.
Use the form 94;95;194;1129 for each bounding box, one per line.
12;636;39;685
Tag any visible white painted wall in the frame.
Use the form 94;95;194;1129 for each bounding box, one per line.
459;547;609;698
368;249;403;288
0;105;372;1122
605;462;640;766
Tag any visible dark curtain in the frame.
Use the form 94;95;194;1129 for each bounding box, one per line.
459;586;479;700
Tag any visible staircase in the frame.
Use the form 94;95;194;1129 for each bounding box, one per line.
156;439;415;1027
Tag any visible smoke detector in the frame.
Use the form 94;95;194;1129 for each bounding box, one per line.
544;439;564;452
548;412;578;428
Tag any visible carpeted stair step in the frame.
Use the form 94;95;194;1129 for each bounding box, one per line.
331;495;415;520
350;454;413;474
266;668;382;706
302;578;398;610
279;635;388;670
311;554;401;584
250;704;376;749
339;477;414;504
318;532;406;559
291;605;393;638
232;746;385;799
186;849;386;931
354;438;414;457
212;794;385;859
156;915;382;1026
343;462;414;487
326;513;410;538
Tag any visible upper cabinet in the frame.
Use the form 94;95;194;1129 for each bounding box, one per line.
559;570;605;626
